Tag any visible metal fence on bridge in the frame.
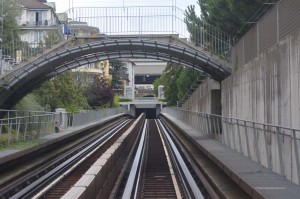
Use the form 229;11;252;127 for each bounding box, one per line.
1;6;232;76
67;6;231;59
162;107;300;185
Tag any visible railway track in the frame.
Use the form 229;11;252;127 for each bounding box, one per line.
118;119;208;199
1;114;249;198
0;118;131;199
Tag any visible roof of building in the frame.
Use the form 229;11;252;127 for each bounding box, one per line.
17;0;52;9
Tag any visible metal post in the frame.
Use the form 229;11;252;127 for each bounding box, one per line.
244;121;251;158
276;127;285;175
24;117;28;141
253;122;260;164
237;120;243;153
231;118;237;150
263;125;272;169
292;130;300;184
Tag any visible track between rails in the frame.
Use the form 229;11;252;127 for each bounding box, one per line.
119;119;206;199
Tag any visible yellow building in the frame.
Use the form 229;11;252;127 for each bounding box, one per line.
72;60;111;85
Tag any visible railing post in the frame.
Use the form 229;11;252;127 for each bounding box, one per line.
253;122;260;164
237;120;243;153
293;130;300;184
24;117;28;141
276;126;285;175
231;118;236;150
244;121;251;158
16;118;20;142
263;125;272;169
8;119;12;146
37;116;42;138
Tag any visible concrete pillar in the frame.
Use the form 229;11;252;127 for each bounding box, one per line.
55;108;67;128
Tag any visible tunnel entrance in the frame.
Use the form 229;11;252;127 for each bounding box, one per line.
136;108;157;119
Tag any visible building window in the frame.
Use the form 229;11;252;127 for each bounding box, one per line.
35;11;43;26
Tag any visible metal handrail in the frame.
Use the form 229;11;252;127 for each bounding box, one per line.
161;107;300;184
0;108;128;149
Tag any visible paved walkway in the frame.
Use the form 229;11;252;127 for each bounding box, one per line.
162;113;300;199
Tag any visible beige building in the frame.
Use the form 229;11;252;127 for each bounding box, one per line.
72;60;111;85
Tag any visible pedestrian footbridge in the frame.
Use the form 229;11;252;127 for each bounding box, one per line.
0;34;231;110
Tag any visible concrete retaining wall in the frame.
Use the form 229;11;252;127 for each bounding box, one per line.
183;78;221;115
222;27;300;129
221;27;300;184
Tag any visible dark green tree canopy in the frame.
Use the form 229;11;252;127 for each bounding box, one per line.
185;0;266;35
34;72;89;112
85;76;114;108
109;59;127;90
154;63;202;106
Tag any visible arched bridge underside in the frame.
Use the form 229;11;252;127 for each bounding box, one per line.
0;38;231;109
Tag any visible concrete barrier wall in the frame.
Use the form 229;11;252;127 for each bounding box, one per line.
183;78;221;114
222;27;300;129
221;27;300;184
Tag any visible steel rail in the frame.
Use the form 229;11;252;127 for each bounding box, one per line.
157;119;205;199
8;119;130;199
122;119;148;198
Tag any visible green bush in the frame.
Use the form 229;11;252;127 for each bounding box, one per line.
118;98;132;102
112;95;120;107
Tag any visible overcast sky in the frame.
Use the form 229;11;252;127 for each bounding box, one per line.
50;0;200;13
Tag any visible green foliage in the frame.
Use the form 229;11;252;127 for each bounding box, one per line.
118;98;132;102
0;0;22;53
176;68;199;100
154;63;201;106
34;72;89;111
112;95;120;107
85;76;114;108
109;59;127;89
13;94;45;111
185;0;265;35
44;30;61;48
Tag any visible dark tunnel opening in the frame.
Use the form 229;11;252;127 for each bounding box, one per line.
136;108;157;119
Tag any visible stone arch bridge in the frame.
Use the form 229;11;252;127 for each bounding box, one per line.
0;34;231;110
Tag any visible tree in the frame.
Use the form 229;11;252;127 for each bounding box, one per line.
154;63;203;106
176;67;199;100
44;30;62;48
185;0;266;35
0;0;22;53
34;72;89;112
85;76;114;108
13;93;45;111
109;59;127;90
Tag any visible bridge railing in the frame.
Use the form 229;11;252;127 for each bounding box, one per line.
0;108;127;149
66;6;232;61
0;25;64;76
161;107;300;185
